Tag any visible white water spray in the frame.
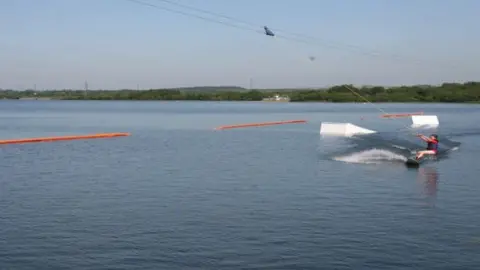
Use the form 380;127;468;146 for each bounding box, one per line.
333;148;408;164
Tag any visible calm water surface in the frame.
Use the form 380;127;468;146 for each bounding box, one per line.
1;101;479;269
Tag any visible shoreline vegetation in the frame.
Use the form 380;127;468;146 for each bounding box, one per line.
1;82;479;103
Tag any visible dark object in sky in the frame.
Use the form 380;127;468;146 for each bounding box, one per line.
309;56;316;61
264;26;275;36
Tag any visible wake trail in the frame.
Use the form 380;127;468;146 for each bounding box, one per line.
333;148;408;164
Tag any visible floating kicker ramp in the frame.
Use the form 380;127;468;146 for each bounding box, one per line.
320;115;439;137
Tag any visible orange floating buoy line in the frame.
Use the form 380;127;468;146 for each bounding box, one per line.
214;119;307;130
380;112;424;118
0;132;131;145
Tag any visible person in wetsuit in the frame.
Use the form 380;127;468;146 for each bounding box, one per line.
416;134;439;160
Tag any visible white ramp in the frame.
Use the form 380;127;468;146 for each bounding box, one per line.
411;115;439;128
320;122;376;137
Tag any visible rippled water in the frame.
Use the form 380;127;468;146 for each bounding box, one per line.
1;101;480;269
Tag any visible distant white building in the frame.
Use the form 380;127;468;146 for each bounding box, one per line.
262;94;290;102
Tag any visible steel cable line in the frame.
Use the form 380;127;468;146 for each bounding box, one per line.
130;0;457;68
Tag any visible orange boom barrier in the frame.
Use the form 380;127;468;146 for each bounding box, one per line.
215;119;307;130
0;132;130;145
381;112;424;118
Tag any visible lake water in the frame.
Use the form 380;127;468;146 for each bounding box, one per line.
1;100;480;270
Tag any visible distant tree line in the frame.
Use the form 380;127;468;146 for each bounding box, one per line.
1;82;479;103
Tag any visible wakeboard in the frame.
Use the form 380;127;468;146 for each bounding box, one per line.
405;152;437;167
405;157;421;167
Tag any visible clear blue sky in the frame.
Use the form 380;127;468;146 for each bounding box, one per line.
1;0;479;90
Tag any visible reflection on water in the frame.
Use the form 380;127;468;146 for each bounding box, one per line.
417;166;439;204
